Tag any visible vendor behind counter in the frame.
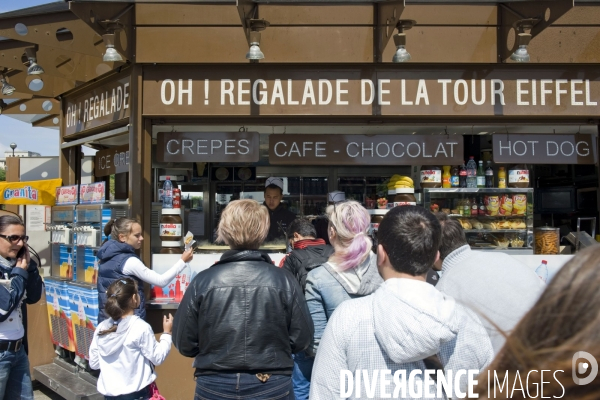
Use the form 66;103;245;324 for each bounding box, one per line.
263;177;297;242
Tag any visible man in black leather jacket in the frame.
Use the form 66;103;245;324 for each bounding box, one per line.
173;200;313;399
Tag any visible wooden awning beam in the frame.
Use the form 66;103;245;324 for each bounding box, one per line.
499;0;574;61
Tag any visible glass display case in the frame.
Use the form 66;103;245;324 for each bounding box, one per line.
338;176;390;208
212;176;328;241
288;177;328;216
423;188;534;254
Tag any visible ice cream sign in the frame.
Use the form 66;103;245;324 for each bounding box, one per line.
79;182;106;204
56;185;78;205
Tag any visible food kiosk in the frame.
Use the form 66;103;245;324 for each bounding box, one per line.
1;1;599;398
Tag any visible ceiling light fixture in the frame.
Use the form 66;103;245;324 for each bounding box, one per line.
102;33;123;62
0;75;15;96
25;47;44;75
245;19;269;62
392;20;416;63
99;19;125;63
510;19;538;63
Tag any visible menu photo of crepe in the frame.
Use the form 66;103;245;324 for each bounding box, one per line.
184;231;196;251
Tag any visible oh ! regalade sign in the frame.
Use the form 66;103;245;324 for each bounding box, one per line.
143;65;600;117
269;134;464;165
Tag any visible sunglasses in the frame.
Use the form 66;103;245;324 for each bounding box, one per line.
0;234;29;244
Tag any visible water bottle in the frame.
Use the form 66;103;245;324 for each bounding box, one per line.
476;160;485;188
162;176;173;209
535;260;548;283
466;156;477;188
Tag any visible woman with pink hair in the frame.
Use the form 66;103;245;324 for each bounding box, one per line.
297;201;383;399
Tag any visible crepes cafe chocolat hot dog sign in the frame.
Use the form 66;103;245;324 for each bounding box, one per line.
493;134;597;164
269;134;463;165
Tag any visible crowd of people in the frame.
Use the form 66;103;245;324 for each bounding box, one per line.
1;185;598;399
80;199;600;399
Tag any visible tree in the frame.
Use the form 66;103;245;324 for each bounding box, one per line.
0;168;5;182
109;175;115;201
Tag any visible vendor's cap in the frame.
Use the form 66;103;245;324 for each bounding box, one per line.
265;177;284;190
328;191;346;203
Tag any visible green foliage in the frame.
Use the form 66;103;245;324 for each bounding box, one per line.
0;168;5;182
109;175;115;201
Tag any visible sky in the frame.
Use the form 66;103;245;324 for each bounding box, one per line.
0;0;88;158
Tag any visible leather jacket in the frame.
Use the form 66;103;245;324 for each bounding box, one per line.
172;250;314;375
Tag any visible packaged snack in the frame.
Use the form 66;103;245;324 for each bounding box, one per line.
499;194;513;216
183;231;196;251
485;195;500;216
512;194;527;215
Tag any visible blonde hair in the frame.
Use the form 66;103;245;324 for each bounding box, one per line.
217;200;269;249
327;201;372;271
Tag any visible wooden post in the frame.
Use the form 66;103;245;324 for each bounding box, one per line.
4;157;20;214
129;65;153;266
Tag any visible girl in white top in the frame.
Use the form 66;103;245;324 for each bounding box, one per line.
97;217;193;322
89;278;172;399
104;217;193;287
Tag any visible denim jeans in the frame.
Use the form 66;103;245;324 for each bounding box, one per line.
0;346;34;400
292;351;314;400
104;385;150;400
195;373;294;400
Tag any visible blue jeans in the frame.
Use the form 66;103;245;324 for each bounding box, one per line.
292;351;314;400
0;346;33;400
195;373;294;400
104;385;150;400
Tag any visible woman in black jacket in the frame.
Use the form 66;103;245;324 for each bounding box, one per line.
173;199;314;400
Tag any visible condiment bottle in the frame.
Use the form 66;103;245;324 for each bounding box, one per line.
160;209;183;242
497;167;506;188
160;241;184;254
393;189;417;207
508;164;530;188
470;197;478;216
462;198;471;216
420;166;442;188
478;197;486;216
442;166;451;188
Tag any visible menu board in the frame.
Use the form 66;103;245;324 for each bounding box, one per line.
56;185;79;205
79;182;106;204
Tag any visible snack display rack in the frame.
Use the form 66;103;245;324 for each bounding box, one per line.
423;188;534;254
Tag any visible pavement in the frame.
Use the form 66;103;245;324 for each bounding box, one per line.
33;382;65;400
